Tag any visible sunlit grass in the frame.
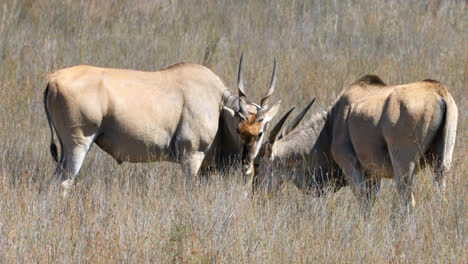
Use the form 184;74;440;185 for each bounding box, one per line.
0;0;466;262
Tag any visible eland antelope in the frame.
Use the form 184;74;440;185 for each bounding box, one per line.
43;55;280;195
252;75;458;208
223;55;281;176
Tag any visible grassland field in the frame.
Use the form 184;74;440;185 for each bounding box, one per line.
0;0;467;263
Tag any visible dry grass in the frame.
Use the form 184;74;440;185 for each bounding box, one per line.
0;0;467;263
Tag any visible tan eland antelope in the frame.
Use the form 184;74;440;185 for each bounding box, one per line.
252;75;458;208
43;54;281;195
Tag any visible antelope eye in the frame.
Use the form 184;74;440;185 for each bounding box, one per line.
258;132;263;139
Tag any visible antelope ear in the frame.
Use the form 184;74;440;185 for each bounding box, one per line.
263;101;281;123
222;106;248;121
222;106;236;117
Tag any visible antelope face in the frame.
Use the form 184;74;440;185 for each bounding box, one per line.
224;53;281;176
251;140;274;191
250;99;316;193
236;104;279;176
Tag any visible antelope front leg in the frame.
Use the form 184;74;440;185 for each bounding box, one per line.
182;151;206;181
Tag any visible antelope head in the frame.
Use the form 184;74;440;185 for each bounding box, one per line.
223;54;281;176
252;99;316;192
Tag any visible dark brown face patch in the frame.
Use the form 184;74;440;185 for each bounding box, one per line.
238;115;262;146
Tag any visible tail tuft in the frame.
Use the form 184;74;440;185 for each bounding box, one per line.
50;143;58;162
44;82;61;163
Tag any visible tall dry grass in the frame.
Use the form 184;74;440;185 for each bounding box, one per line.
0;0;467;262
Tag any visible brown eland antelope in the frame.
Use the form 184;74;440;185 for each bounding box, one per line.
252;75;458;208
43;54;280;195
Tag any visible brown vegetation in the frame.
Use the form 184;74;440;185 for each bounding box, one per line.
0;0;466;262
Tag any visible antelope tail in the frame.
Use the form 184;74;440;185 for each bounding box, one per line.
438;90;458;172
43;83;60;162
